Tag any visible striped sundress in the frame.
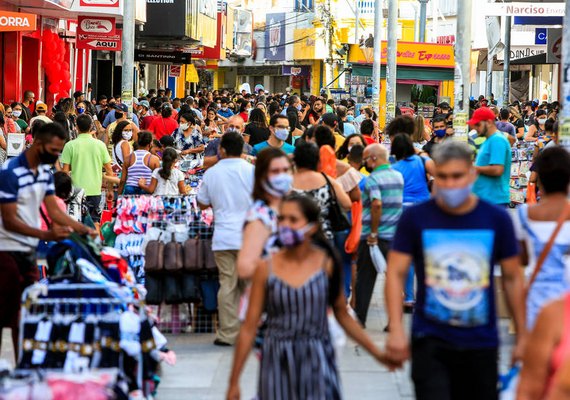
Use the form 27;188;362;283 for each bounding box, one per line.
259;262;342;399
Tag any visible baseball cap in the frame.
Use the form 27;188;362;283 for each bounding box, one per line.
321;112;339;127
73;90;84;99
467;107;496;126
36;102;48;112
114;103;128;113
438;102;450;110
132;97;140;106
139;100;150;109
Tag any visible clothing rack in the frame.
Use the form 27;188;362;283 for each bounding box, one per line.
18;283;153;397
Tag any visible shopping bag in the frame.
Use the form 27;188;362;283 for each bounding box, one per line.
370;244;386;274
499;365;520;400
345;200;362;254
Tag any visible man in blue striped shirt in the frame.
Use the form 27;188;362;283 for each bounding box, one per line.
0;123;93;357
355;143;404;326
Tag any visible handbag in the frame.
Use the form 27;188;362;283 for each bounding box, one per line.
201;239;217;271
163;233;183;272
180;273;201;302
183;238;200;271
145;275;163;305
145;233;164;272
526;201;570;297
163;275;183;304
321;173;350;232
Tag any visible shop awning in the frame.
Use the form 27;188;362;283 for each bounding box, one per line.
508;53;554;65
350;65;454;81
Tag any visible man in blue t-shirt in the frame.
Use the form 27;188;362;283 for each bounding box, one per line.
217;98;234;119
384;141;526;400
469;107;512;206
250;114;295;157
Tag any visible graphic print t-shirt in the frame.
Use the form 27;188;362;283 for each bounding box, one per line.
392;199;519;348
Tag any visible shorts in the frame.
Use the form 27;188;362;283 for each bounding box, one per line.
85;195;102;223
0;251;39;328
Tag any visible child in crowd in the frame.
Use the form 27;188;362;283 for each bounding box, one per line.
138;147;187;195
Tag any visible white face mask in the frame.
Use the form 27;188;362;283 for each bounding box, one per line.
12;110;21;118
122;130;133;141
537;118;547;125
180;123;190;131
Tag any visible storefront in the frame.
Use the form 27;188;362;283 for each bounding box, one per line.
347;41;455;124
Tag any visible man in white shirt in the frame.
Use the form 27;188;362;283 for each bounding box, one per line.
197;130;254;346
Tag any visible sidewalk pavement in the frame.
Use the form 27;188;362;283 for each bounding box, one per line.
0;276;515;400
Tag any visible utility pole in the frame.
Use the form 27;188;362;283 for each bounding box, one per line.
453;0;472;142
122;0;135;114
486;55;493;100
386;0;397;123
560;0;570;149
372;0;383;116
324;0;335;90
502;15;511;107
418;0;429;42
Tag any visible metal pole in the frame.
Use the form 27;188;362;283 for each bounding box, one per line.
355;0;359;45
453;0;471;141
386;0;397;123
560;0;570;149
372;0;383;116
486;55;493;99
502;15;511;107
122;0;135;115
418;0;428;42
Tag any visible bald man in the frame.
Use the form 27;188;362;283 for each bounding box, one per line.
203;115;252;169
356;143;404;326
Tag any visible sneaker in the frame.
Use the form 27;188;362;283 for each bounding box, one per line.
213;339;232;347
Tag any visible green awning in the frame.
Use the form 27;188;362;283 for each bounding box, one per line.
350;64;454;81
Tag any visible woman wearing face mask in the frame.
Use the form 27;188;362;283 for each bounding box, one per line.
172;113;205;160
525;109;548;142
1;106;18;134
204;108;223;139
118;131;161;195
336;133;367;161
244;108;270;147
238;100;250;123
10;103;29;134
111;120;134;169
237;148;292;278
227;194;392;400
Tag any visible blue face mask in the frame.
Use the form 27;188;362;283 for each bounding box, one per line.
77;107;86;114
347;115;355;122
274;128;289;141
278;223;314;248
434;129;447;138
436;184;472;209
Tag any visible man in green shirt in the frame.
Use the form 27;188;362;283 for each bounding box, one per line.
61;114;114;226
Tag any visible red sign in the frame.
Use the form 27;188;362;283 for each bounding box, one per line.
78;16;115;35
79;0;119;7
0;10;37;32
169;65;181;77
77;29;122;51
437;35;455;45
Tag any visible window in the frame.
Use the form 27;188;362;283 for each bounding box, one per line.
295;0;314;12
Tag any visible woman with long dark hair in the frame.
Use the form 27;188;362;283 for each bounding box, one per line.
227;194;392;400
138;147;186;195
111;120;134;168
244;108;270;147
237;147;292;278
336;133;368;160
525;109;548;142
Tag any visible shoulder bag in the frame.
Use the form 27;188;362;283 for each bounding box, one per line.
321;173;350;232
145;232;164;272
164;232;184;272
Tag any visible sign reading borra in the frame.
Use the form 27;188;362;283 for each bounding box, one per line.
0;11;37;32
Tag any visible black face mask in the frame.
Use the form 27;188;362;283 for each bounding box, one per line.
115;112;124;119
364;163;373;173
39;145;59;165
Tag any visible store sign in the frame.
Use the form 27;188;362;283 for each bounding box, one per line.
485;3;565;17
80;0;119;7
283;66;311;77
497;45;546;61
141;0;187;38
436;35;455;45
265;13;286;61
535;28;547;45
78;16;115;35
348;42;455;68
169;65;181;77
546;28;562;64
134;50;191;64
77;29;122;51
0;11;37;32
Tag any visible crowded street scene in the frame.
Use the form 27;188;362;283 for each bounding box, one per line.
2;0;570;399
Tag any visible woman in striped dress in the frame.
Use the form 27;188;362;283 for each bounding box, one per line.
227;194;392;400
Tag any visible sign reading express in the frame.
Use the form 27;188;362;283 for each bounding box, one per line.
348;42;454;68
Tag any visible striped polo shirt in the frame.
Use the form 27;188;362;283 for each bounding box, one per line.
361;164;404;240
0;151;54;251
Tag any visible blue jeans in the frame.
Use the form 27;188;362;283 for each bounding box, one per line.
123;185;146;195
333;229;352;299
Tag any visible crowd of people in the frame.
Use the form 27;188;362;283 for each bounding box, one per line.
0;84;569;399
